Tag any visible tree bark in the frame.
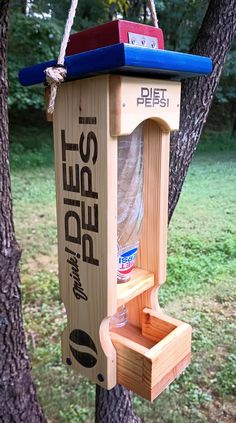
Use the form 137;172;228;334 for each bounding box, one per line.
0;2;46;422
95;385;141;423
169;0;236;221
95;0;236;421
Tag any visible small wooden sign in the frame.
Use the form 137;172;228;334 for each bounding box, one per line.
110;76;181;136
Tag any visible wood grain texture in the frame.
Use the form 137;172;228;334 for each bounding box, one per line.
121;120;171;328
53;75;117;389
110;308;192;401
136;122;170;285
126;285;159;328
142;307;176;342
117;268;154;307
110;76;181;136
52;73;192;400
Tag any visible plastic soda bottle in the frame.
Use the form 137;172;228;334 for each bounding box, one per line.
117;123;144;283
110;124;144;329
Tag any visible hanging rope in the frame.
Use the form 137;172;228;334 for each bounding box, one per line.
148;0;159;28
45;0;79;114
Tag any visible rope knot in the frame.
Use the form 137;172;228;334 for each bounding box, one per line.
45;65;67;86
45;65;67;114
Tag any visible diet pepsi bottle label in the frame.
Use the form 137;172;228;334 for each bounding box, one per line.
117;243;139;282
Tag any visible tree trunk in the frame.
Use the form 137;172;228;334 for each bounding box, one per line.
95;385;141;423
95;0;236;421
0;2;46;422
169;0;236;220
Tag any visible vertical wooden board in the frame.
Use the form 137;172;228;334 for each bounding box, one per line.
126;285;159;328
136;123;170;285
150;352;191;401
53;75;117;389
126;124;169;327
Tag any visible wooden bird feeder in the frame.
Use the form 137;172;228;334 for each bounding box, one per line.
19;20;212;401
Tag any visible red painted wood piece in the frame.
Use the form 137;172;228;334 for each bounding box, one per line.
66;20;164;56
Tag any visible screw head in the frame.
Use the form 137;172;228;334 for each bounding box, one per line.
97;373;104;382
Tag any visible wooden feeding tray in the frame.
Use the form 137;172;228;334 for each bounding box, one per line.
111;308;192;401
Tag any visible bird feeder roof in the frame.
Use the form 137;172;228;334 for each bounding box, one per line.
19;43;212;87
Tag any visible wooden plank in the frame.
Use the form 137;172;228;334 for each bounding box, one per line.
66;20;165;56
117;268;154;307
110;76;181;135
19;45;212;87
115;352;191;401
143;307;186;327
142;308;177;342
135;122;170;284
53;75;117;389
150;352;191;401
126;285;159;328
146;323;191;361
111;324;155;354
143;318;192;391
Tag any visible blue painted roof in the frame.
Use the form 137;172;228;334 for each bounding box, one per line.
19;43;212;86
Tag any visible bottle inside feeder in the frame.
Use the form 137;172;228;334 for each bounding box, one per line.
110;123;144;328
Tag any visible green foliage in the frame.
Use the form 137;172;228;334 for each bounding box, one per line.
9;118;54;168
216;353;236;397
73;0;110;29
8;12;63;109
157;0;208;51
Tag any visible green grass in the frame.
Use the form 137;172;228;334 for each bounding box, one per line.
10;123;236;423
